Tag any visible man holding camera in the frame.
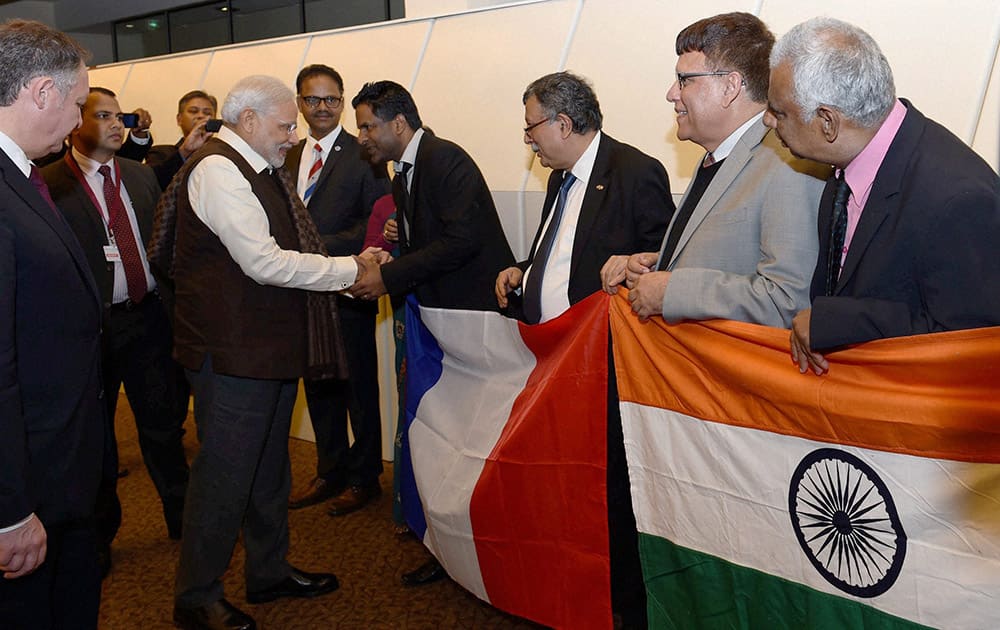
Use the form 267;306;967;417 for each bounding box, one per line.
42;87;190;574
145;89;219;189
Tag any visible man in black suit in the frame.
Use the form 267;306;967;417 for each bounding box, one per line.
43;88;190;565
145;90;217;189
0;19;105;628
495;71;673;322
764;17;1000;375
284;65;390;514
351;81;514;310
494;71;673;629
350;80;515;585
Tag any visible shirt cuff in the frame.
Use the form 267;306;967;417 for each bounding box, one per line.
0;513;34;534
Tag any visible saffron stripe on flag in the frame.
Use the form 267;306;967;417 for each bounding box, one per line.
609;293;1000;629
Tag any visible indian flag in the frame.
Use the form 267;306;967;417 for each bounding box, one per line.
610;294;1000;629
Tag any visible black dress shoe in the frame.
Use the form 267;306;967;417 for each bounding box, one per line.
401;558;446;586
246;567;339;604
288;477;343;510
173;599;255;630
327;483;382;516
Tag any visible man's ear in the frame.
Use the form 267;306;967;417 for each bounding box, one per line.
721;71;743;107
815;105;841;143
392;113;407;135
239;108;256;133
29;75;56;110
556;112;573;139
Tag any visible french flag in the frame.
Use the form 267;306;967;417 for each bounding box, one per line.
399;292;613;629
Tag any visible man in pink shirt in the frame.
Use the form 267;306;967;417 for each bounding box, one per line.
764;17;1000;375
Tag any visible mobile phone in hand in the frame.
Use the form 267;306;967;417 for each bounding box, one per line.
120;113;139;128
205;119;223;133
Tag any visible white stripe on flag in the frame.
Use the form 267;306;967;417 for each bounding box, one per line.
622;402;1000;629
411;306;536;600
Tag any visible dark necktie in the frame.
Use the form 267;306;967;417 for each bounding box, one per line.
522;173;577;324
28;164;59;215
826;173;851;296
99;164;148;303
393;161;412;247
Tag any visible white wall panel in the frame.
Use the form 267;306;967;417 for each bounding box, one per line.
761;0;1000;150
565;0;755;192
299;21;431;134
113;53;214;145
87;65;132;104
972;41;1000;170
201;38;310;111
410;0;577;191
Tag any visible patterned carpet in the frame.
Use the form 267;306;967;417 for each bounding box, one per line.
99;404;542;629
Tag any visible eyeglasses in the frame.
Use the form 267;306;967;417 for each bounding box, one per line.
300;95;343;109
523;117;553;135
275;119;297;134
676;71;735;89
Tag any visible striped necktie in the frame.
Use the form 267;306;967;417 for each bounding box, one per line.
302;142;323;206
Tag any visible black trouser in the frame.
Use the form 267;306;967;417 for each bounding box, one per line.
303;296;383;488
175;355;295;607
95;292;190;545
0;519;101;630
607;349;647;629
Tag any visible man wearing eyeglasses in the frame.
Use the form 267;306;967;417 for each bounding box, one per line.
606;12;828;333
495;71;673;325
284;64;390;517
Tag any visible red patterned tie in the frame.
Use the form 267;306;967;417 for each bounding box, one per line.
98;164;147;303
302;142;323;206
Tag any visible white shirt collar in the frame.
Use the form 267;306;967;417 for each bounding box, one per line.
568;131;602;184
396;127;425;172
710;111;764;162
0;129;32;177
70;146;114;178
308;124;343;155
217;125;270;173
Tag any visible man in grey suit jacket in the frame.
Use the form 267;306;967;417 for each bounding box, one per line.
43;88;190;569
606;12;828;328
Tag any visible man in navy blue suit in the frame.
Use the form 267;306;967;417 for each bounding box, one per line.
0;19;106;629
765;17;1000;375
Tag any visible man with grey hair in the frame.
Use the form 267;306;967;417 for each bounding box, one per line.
495;71;673;323
494;70;673;630
169;74;377;630
0;19;105;628
764;17;1000;375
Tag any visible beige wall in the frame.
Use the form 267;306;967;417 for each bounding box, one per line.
90;0;1000;455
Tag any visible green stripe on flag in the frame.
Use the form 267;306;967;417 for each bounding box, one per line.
639;533;931;630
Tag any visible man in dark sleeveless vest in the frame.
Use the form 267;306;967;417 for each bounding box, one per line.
169;75;379;630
